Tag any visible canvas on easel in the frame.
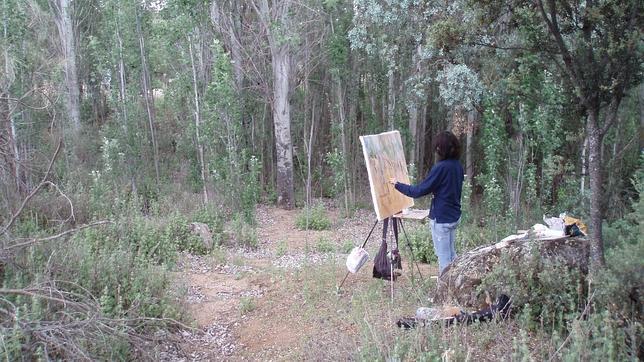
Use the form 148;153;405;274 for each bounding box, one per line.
359;130;414;220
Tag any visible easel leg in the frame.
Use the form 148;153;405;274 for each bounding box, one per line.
336;219;379;293
389;217;395;303
398;219;424;283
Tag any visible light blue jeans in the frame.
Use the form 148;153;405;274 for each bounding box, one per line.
429;218;460;275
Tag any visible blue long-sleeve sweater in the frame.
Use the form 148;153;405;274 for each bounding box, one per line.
394;159;464;223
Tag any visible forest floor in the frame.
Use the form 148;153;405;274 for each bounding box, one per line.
159;203;441;361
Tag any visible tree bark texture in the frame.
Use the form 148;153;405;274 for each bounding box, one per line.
586;110;606;267
271;43;294;209
52;0;80;137
1;0;19;197
254;0;294;209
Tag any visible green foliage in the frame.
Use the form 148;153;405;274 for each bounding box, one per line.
314;237;335;253
239;296;256;315
340;239;355;254
435;63;483;111
0;215;186;359
406;224;436;264
427;18;465;52
325;148;345;199
230;213;258;249
192;205;225;242
295;204;331;231
479;252;583;331
275;240;288;257
125;212;207;261
597;157;643;320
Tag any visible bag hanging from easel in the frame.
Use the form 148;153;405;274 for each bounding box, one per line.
373;217;402;280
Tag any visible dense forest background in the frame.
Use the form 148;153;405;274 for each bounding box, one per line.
0;0;641;359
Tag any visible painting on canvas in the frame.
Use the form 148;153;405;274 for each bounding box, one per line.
359;130;413;220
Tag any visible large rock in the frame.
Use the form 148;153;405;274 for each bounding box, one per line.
189;222;214;250
434;236;590;308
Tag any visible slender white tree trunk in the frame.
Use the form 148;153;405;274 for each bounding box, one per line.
52;0;80;137
189;36;208;205
135;7;160;186
3;0;19;193
334;74;350;215
306;103;315;206
387;68;396;130
408;104;418;166
116;25;127;124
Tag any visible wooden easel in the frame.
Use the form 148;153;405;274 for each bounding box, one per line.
336;209;428;298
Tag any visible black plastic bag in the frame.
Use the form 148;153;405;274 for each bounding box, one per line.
373;218;402;280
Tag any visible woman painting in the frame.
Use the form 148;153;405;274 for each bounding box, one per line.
389;131;464;275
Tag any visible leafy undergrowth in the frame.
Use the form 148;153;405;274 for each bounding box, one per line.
277;249;641;361
2;195;641;360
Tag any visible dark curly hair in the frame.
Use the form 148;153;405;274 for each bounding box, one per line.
433;131;461;160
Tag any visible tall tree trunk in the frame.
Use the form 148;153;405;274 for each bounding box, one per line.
586;109;606;268
333;74;351;215
580;132;588;196
408;103;418;167
254;0;294;209
387;68;395;130
135;7;160;186
465;109;477;183
2;0;19;195
189;36;208;205
271;43;294;209
347;55;359;208
114;5;137;193
52;0;81;139
418;103;428;173
639;83;644;151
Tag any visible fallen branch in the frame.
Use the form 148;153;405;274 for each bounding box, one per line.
2;220;112;252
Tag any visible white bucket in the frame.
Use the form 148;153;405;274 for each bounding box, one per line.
346;247;369;274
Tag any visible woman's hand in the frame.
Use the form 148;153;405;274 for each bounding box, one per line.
388;178;397;185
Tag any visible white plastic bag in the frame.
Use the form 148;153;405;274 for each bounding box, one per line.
346;247;369;274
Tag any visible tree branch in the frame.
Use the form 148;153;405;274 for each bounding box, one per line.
3;220;112;252
0;139;62;236
537;0;586;107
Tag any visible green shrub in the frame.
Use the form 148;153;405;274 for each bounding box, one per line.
0;217;185;360
239;296;256;315
230;213;258;248
275;240;288;257
295;204;331;230
315;237;335;253
479;251;583;332
192;205;225;247
340;239;355;254
405;224;436;264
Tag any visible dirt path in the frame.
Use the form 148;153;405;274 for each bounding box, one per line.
161;204;438;361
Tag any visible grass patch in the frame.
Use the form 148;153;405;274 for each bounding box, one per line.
340;239;355;254
295;204;331;230
275;240;288;256
314;237;335;253
230;213;258;249
239;296;256;315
